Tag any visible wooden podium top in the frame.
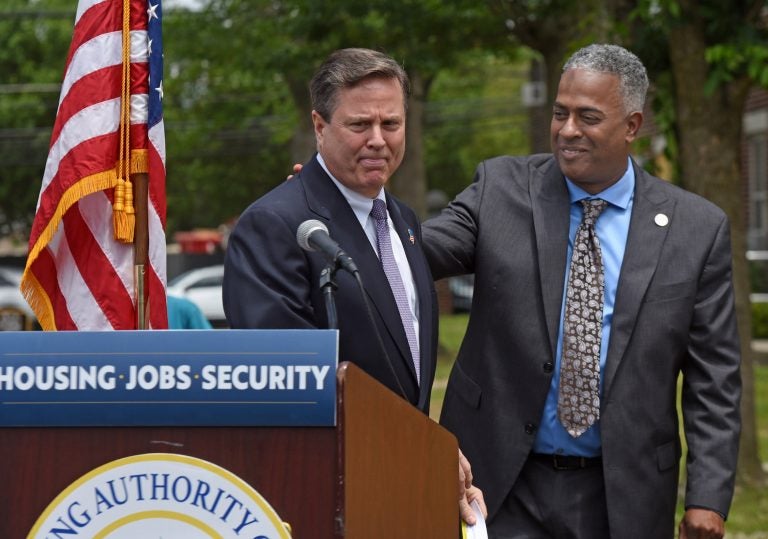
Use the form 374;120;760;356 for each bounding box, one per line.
337;362;458;537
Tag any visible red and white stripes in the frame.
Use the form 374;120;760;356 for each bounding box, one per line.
22;0;167;330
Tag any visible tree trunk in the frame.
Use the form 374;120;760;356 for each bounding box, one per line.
508;3;611;154
391;70;428;218
526;56;551;154
668;7;765;487
287;77;317;165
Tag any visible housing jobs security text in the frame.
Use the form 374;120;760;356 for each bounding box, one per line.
0;363;331;392
0;330;338;427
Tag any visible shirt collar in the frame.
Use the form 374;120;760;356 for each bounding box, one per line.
565;156;635;210
317;153;386;227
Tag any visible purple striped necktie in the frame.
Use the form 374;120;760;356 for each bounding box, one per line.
370;199;420;384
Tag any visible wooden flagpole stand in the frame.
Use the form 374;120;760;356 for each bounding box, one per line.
133;172;149;329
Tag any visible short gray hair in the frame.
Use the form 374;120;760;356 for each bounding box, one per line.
563;44;649;114
310;48;410;122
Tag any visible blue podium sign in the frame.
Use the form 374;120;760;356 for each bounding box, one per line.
0;329;338;427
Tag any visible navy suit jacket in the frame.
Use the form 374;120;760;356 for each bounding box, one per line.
223;155;438;412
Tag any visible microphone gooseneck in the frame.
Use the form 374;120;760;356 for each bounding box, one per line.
295;219;407;401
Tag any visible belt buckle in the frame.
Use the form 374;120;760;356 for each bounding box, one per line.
552;454;573;470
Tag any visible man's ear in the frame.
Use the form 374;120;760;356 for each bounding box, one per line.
626;111;643;143
311;110;326;145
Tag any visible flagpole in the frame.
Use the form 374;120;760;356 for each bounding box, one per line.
133;172;149;329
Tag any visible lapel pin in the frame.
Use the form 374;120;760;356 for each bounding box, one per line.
408;228;415;244
654;213;669;227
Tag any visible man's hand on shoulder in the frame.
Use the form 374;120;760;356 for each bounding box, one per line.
287;163;303;180
679;508;725;539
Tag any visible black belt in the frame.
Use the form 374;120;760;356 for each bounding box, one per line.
530;453;603;470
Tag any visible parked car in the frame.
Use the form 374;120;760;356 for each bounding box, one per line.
167;265;226;327
449;274;474;313
0;266;36;330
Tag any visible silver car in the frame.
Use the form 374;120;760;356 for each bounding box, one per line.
167;264;226;327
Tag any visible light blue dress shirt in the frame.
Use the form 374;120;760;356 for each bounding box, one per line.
532;158;635;456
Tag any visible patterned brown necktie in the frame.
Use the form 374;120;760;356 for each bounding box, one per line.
558;198;608;438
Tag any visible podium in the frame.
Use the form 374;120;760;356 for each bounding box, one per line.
0;360;458;538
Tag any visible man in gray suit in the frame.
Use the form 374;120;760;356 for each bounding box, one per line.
423;44;741;538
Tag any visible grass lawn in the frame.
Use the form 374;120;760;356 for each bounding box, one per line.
715;360;768;537
432;313;768;536
429;313;469;422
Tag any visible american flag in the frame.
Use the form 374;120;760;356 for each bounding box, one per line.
21;0;168;330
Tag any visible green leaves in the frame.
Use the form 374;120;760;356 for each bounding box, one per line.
706;43;768;91
0;0;72;236
0;0;523;237
159;0;515;231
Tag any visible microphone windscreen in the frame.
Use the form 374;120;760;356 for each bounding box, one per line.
296;219;328;252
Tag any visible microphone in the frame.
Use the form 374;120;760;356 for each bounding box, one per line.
296;220;407;400
296;220;359;274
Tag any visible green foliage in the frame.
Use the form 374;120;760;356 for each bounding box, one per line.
646;71;681;182
706;43;768;91
750;257;768;295
630;0;768;188
633;0;768;93
754;302;768;339
2;0;520;237
162;7;298;233
425;51;530;198
437;312;470;359
129;0;516;233
0;0;73;238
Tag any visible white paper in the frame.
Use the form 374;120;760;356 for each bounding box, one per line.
462;499;488;539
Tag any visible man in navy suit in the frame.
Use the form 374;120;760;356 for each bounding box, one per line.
223;48;484;524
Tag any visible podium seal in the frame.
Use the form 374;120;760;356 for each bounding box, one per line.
28;453;291;538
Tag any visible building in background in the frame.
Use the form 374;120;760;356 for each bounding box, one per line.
745;88;768;252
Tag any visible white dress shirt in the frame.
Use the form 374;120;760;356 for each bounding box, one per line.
317;154;420;352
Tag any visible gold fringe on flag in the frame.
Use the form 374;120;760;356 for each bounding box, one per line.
113;177;135;242
22;150;149;330
113;0;134;243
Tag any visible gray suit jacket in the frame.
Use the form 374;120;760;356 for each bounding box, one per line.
423;154;741;538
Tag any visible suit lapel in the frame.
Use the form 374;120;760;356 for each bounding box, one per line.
301;159;376;274
528;158;674;401
603;165;674;396
301;159;418;386
531;160;571;359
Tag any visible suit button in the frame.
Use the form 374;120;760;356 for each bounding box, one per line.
525;423;536;435
543;362;554;373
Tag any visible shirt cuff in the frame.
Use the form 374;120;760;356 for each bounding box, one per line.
684;505;727;521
